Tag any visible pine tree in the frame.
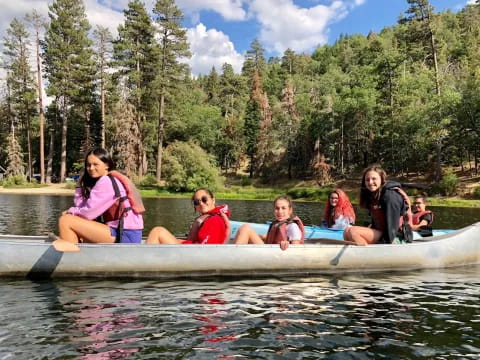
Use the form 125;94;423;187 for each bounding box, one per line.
43;0;94;182
25;10;48;184
113;0;157;176
93;25;113;148
2;18;37;181
6;126;24;177
152;0;191;181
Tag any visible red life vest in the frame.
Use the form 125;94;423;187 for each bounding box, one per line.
102;171;145;243
369;187;413;231
186;204;231;244
412;210;434;225
265;216;305;244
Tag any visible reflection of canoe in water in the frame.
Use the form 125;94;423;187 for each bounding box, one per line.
229;220;454;240
0;223;478;279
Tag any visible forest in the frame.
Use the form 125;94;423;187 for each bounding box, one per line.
1;0;480;193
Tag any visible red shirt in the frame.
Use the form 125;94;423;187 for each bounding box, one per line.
182;215;226;244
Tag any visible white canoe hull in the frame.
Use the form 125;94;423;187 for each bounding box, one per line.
0;223;479;279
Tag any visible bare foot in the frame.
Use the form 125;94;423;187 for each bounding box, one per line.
52;239;80;252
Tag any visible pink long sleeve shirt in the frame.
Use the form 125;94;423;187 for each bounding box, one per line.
67;175;144;230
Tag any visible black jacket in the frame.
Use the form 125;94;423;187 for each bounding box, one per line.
373;181;409;244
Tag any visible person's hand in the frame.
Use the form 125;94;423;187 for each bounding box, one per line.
280;239;289;251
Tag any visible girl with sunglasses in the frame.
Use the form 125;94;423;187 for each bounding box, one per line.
146;188;231;245
233;195;304;251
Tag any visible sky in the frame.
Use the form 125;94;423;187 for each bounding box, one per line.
0;0;476;78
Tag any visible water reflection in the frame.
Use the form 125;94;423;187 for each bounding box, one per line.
0;267;479;359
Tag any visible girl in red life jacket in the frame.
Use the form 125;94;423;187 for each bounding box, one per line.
146;188;231;245
343;165;412;246
322;189;356;229
411;194;434;230
233;195;305;251
53;148;144;252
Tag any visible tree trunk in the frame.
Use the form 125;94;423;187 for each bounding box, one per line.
46;105;56;184
100;49;106;148
60;97;68;183
35;27;45;184
434;139;442;182
156;93;165;182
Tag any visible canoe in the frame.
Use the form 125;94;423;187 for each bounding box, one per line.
229;220;454;240
0;223;478;279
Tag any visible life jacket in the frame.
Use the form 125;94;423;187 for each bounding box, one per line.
412;210;434;225
265;216;305;244
186;204;231;244
102;171;145;243
369;186;413;239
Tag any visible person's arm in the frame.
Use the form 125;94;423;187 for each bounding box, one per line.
66;176;117;220
381;190;403;244
411;219;429;230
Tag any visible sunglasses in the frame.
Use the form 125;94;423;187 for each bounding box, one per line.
193;195;209;206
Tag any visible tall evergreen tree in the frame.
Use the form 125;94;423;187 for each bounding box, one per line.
25;10;48;184
43;0;94;182
93;25;113;148
152;0;191;181
113;0;157;176
2;18;37;180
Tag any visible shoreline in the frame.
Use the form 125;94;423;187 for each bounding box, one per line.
1;184;480;207
0;184;74;195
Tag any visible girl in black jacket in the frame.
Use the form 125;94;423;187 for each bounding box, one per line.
344;165;412;245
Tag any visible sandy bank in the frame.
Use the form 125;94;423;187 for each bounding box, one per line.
0;184;74;195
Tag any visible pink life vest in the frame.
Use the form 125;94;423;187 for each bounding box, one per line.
265;216;305;244
102;171;145;222
412;210;434;225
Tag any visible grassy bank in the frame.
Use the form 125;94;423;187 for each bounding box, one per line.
2;180;480;207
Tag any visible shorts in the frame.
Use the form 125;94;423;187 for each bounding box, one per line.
109;227;142;244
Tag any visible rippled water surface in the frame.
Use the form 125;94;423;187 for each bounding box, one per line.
0;268;479;359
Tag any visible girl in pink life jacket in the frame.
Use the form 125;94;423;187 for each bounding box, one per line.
146;188;231;245
233;195;305;251
53;148;144;252
411;194;434;230
343;165;412;246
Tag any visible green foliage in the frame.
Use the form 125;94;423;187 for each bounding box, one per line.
162;141;224;192
1;174;28;187
473;185;480;199
430;169;459;196
136;173;158;188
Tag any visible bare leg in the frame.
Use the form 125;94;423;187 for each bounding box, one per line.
146;226;183;244
58;214;114;243
343;226;382;246
233;224;265;244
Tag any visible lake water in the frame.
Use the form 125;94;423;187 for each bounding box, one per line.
0;194;479;359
